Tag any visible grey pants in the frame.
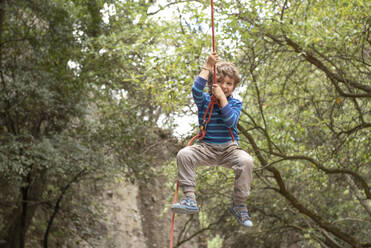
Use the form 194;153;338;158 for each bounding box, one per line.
177;141;254;204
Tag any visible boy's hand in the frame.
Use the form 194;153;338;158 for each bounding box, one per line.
204;52;218;70
199;52;218;80
212;84;228;107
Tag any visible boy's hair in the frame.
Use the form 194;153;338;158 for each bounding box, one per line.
208;62;241;91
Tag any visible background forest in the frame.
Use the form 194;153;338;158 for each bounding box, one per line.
0;0;370;248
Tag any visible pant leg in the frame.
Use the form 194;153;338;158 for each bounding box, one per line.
220;144;254;204
177;143;217;194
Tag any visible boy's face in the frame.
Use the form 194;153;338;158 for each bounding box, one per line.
216;75;235;97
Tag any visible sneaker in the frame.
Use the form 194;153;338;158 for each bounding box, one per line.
229;203;253;227
171;197;199;214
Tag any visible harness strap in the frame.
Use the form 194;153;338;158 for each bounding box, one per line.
199;96;218;140
189;95;235;145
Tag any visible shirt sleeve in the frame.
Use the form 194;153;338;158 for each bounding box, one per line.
219;99;242;128
192;76;207;110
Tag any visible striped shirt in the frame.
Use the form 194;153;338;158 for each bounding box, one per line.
192;76;241;144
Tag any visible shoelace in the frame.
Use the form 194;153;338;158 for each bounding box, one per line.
181;197;196;207
241;211;250;219
235;205;250;219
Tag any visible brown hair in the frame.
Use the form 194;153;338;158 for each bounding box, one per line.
207;62;241;92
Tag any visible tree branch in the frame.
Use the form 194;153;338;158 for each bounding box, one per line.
147;0;197;16
175;212;227;247
283;36;371;97
259;31;370;98
43;169;87;248
238;123;363;248
268;152;370;200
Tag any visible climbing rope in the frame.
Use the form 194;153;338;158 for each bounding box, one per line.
169;181;179;248
169;1;235;247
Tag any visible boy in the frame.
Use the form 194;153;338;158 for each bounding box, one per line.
171;53;254;227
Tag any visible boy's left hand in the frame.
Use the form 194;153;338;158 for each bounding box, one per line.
212;84;228;107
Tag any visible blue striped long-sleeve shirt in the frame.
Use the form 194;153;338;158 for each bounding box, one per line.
192;76;241;144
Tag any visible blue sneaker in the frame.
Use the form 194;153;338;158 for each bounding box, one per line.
171;197;199;214
229;203;253;227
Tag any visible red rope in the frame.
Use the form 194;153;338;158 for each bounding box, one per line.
211;0;216;86
211;0;215;52
170;1;234;247
169;181;179;248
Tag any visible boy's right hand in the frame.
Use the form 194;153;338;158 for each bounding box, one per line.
204;52;218;70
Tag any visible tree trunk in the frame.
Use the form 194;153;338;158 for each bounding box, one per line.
0;170;46;248
0;0;6;69
0;0;5;44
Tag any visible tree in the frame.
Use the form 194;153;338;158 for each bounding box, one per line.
158;1;370;247
224;1;369;247
0;0;201;247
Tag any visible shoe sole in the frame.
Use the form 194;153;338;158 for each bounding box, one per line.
171;206;199;214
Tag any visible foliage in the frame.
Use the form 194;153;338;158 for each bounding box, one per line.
156;0;370;248
0;0;182;246
0;0;369;247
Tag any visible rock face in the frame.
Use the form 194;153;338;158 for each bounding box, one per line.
71;180;148;248
85;177;200;248
63;137;201;248
100;182;147;248
137;177;201;248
